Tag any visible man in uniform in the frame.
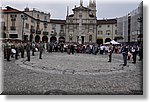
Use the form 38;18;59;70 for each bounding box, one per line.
121;44;129;66
20;42;25;58
39;41;44;59
108;43;113;62
26;41;31;61
6;41;11;61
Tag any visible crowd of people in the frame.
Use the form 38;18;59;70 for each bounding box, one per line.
1;40;143;66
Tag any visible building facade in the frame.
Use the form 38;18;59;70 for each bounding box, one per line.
117;1;143;43
1;0;143;44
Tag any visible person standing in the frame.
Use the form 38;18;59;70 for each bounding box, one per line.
2;41;7;59
15;42;19;60
32;42;36;56
131;45;138;64
6;41;11;61
139;45;143;61
26;42;31;61
20;42;25;58
67;44;71;54
121;44;128;66
108;43;113;62
70;44;75;54
39;41;44;59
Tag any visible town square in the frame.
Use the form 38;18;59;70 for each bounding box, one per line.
0;0;143;95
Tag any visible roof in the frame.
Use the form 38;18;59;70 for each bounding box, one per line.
72;6;91;11
97;19;117;24
1;6;22;13
50;19;66;24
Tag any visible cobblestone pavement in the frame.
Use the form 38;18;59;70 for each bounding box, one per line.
2;51;143;95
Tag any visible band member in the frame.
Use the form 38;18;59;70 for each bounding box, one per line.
121;44;128;66
39;41;44;59
20;42;25;58
108;43;113;62
6;41;11;61
26;42;31;61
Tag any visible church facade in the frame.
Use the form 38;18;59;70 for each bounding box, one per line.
65;0;117;44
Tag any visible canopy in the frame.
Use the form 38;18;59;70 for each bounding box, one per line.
104;40;120;45
110;40;120;44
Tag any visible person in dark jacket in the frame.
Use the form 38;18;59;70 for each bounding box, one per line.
121;44;128;66
32;42;36;56
39;41;44;59
108;43;113;62
131;45;138;64
20;42;25;58
6;41;11;61
26;42;31;61
70;44;75;54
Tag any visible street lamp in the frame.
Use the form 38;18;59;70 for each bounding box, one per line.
21;14;27;41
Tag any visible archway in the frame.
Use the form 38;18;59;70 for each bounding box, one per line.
42;36;48;43
50;36;57;42
97;39;103;44
35;35;40;43
105;38;111;43
59;37;65;43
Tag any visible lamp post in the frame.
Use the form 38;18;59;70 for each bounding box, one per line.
21;14;27;41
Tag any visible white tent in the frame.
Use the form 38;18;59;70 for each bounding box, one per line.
110;40;120;45
104;40;120;45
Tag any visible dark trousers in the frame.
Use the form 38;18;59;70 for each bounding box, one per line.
32;50;35;56
27;51;30;61
7;49;11;61
21;50;24;58
15;48;18;60
108;54;112;62
123;54;127;66
39;51;42;59
4;49;7;59
132;53;137;63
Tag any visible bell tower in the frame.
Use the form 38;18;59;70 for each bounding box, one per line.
89;0;96;17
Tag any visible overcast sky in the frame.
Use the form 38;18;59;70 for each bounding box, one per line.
1;0;142;19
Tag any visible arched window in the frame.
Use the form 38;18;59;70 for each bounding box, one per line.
89;35;92;42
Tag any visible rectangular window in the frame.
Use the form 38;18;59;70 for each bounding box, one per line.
31;19;34;23
115;30;117;34
61;25;64;29
44;16;47;21
25;23;29;29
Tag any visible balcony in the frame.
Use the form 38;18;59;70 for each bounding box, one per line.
30;29;35;33
10;26;16;30
43;31;49;35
